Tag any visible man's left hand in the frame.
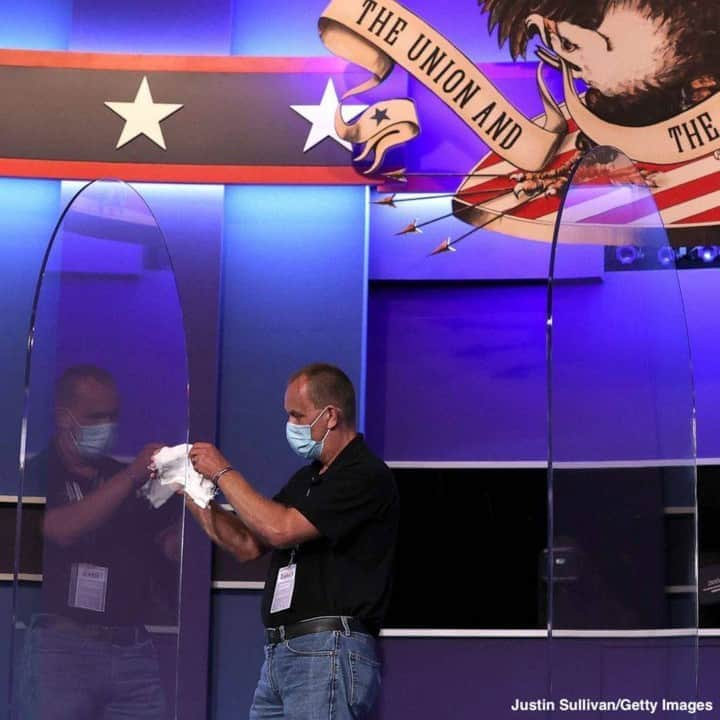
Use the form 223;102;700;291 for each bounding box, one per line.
190;442;231;480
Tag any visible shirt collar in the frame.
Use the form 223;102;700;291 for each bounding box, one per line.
312;433;364;475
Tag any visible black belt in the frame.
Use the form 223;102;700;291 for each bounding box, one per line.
34;614;150;646
265;616;368;644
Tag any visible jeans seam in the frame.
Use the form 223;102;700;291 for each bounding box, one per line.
267;646;278;696
328;631;339;720
283;638;334;657
350;651;357;708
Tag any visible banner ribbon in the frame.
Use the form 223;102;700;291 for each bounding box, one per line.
320;0;720;171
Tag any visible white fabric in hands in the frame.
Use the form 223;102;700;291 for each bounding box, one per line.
142;443;216;509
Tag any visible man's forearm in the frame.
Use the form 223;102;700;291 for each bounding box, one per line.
186;500;265;562
216;469;296;549
187;443;319;548
44;469;137;546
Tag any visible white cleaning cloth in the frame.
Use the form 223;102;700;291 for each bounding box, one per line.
141;443;216;509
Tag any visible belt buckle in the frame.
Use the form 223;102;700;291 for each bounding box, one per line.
266;625;285;645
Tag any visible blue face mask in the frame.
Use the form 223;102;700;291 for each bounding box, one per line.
69;413;117;459
286;406;330;460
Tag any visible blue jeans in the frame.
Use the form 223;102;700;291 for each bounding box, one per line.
17;619;166;720
249;629;382;720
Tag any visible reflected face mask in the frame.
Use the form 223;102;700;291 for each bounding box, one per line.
286;406;330;460
70;415;118;459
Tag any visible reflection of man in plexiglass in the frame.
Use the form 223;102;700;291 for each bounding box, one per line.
18;365;179;720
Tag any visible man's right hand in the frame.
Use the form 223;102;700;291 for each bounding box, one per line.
127;443;164;486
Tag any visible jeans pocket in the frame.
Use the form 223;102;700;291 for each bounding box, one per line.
284;632;335;657
348;650;381;717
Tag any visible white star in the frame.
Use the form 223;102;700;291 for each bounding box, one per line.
291;79;368;152
105;76;183;150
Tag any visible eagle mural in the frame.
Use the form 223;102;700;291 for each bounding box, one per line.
319;0;720;247
453;0;720;244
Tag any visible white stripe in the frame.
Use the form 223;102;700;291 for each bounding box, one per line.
6;622;712;638
552;458;694;469
0;573;42;582
471;139;719;231
145;625;179;635
388;459;695;469
379;628;547;638
212;581;265;590
551;628;697;638
575;153;719;228
0;495;46;504
559;186;644;223
378;628;702;638
566;155;720;228
645;189;720;226
387;460;547;469
0;577;262;588
649;155;719;191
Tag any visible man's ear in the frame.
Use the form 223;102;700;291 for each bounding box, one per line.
327;406;340;431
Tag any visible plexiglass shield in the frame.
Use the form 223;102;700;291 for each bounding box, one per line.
9;180;189;720
547;148;697;710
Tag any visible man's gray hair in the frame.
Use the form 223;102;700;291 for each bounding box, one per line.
289;363;356;427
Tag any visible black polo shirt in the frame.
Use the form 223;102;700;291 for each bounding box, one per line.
31;446;180;626
261;435;399;636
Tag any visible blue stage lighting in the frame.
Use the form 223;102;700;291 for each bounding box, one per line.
656;246;676;266
697;246;718;263
615;246;641;265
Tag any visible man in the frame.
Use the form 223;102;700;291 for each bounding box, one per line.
188;363;399;719
20;365;180;720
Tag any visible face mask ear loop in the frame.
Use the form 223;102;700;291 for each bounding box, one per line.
313;407;333;444
62;409;81;448
61;408;78;429
309;406;331;429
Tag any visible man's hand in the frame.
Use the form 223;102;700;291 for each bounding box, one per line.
189;442;320;550
127;443;164;486
190;442;231;481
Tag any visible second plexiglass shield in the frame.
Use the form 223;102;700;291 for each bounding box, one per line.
11;180;189;720
546;148;697;711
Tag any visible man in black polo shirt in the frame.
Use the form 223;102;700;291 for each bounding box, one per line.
19;365;181;720
187;363;399;719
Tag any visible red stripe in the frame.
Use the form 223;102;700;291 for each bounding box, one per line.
458;148;578;207
456;181;514;202
0;158;375;185
511;165;720;224
575;193;659;225
509;195;560;220
674;206;720;225
463;144;718;226
580;171;720;224
653;170;720;210
475;119;579;171
453;189;560;222
0;48;350;74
